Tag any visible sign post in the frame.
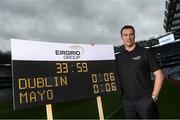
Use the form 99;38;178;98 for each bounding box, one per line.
46;104;53;120
96;96;104;120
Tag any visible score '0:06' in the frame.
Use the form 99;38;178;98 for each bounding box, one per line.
92;82;117;94
91;73;115;83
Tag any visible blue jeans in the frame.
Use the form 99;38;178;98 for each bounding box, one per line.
122;95;159;119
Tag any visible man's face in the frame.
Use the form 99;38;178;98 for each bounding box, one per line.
121;28;135;48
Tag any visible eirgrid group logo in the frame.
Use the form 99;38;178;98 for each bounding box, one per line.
55;45;84;60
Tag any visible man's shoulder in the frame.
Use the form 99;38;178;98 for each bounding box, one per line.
115;50;126;56
136;45;150;54
115;51;127;61
115;52;121;58
136;45;146;50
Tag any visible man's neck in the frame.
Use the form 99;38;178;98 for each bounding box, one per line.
125;44;136;52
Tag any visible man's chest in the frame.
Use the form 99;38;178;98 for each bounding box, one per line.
118;53;146;71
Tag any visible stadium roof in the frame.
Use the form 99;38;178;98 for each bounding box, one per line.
164;0;180;40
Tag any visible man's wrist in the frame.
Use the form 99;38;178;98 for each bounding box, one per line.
152;96;158;102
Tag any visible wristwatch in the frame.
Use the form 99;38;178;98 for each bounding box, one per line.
152;96;158;102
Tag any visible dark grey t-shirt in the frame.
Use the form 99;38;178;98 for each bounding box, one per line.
116;45;160;100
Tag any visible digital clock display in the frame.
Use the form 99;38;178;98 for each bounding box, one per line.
11;39;119;110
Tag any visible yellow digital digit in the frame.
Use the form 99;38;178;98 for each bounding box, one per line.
111;82;117;91
109;73;115;81
104;73;109;82
62;63;68;73
56;63;62;73
82;62;88;72
76;62;82;72
105;83;111;92
93;84;99;94
92;74;98;83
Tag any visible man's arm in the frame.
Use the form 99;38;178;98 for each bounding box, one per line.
152;69;164;97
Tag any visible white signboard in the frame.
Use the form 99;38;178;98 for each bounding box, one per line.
11;39;115;61
158;33;175;46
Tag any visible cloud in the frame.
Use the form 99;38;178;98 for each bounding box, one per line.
0;0;165;51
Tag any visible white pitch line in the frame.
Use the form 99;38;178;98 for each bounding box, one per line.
105;105;123;119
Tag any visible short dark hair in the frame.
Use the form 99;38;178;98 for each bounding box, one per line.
120;25;135;35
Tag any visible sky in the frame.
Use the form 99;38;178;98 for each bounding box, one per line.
0;0;166;51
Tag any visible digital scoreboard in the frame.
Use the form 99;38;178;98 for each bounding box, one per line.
11;39;119;110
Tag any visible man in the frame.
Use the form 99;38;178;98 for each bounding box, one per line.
116;25;164;119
